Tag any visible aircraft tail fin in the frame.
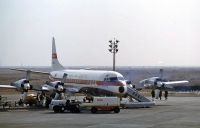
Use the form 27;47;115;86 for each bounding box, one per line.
52;37;65;71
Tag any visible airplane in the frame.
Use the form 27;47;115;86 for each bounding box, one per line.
0;70;34;103
0;69;54;107
139;69;189;99
13;37;128;99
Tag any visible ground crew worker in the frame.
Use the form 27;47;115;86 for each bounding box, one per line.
164;91;168;100
151;90;155;101
159;91;162;100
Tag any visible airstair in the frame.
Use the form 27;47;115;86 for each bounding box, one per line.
120;87;155;108
127;87;151;102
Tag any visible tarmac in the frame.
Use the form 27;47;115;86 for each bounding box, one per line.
0;97;200;128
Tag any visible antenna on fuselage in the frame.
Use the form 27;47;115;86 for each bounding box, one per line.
61;73;67;83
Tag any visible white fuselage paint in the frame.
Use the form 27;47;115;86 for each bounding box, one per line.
50;69;127;94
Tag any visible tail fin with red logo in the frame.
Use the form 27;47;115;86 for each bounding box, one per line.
52;37;65;71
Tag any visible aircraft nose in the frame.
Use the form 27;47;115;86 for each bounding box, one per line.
118;81;127;94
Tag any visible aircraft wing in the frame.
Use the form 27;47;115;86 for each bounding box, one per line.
10;68;49;75
31;85;51;92
65;87;80;93
38;84;55;92
0;85;17;89
162;80;189;85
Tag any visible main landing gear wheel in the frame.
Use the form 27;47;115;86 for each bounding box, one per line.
53;106;60;113
60;106;65;113
91;107;97;113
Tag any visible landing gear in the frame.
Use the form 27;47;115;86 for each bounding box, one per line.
91;107;97;113
53;105;60;113
53;105;65;113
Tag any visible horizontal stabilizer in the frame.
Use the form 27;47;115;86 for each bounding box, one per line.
10;68;49;75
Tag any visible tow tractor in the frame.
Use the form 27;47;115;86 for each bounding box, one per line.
49;99;81;113
49;96;120;113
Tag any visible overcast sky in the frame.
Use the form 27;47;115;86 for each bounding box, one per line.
0;0;200;67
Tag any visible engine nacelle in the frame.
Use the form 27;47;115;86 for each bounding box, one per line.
46;81;63;87
156;81;165;88
46;81;65;93
11;79;31;91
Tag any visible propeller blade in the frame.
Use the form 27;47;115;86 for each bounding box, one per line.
61;73;67;83
54;93;65;100
26;70;31;80
22;92;28;102
159;69;164;79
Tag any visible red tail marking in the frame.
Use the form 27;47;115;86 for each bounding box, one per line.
52;53;57;59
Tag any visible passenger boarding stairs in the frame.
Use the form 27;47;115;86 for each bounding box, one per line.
127;87;151;102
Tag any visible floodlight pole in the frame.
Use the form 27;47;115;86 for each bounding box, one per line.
108;38;119;71
113;47;116;71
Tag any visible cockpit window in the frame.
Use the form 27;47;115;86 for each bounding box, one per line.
104;76;124;81
156;78;162;81
110;77;118;81
117;77;124;81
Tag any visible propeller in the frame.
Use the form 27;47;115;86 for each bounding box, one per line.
50;73;67;93
55;82;65;93
22;71;33;102
10;70;33;102
21;80;31;91
42;73;68;100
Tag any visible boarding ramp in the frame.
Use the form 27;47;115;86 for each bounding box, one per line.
122;87;155;108
127;87;151;102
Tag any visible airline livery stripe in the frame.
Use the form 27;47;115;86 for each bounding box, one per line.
52;78;124;86
96;81;123;86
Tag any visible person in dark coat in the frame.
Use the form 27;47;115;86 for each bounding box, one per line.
151;90;155;101
159;91;162;100
164;91;168;100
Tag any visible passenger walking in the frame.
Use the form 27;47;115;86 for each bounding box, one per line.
159;91;162;100
164;91;168;100
151;90;155;101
